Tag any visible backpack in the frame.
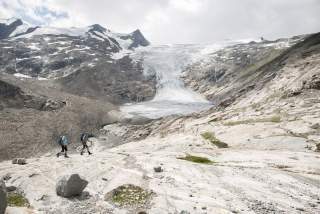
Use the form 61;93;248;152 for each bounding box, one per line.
80;133;88;142
58;135;69;145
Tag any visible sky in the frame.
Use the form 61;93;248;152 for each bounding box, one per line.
0;0;320;44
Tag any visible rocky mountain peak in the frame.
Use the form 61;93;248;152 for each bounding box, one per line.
89;24;107;33
129;29;150;48
0;18;23;39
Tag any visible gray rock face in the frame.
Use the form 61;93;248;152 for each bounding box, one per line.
0;19;23;39
56;174;88;198
0;180;7;214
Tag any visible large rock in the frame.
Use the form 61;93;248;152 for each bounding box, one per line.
56;174;88;198
12;158;27;165
0;180;7;214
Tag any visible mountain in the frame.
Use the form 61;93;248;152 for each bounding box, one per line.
1;17;320;213
0;18;155;104
0;32;319;213
0;18;150;49
0;18;154;161
182;35;307;106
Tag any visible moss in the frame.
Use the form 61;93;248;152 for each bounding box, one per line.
177;154;214;164
201;132;229;148
223;115;281;126
7;192;29;207
105;184;153;207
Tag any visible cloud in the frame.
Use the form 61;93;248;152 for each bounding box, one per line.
0;0;319;44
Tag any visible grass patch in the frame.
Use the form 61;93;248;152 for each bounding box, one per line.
177;154;214;164
105;184;153;207
7;192;29;207
201;132;229;148
224;115;281;126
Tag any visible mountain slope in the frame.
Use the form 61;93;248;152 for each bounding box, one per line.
0;19;155;104
182;35;307;106
0;73;119;161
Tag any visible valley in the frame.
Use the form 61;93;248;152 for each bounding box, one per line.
0;18;320;214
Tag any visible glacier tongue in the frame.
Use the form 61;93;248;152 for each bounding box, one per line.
121;43;234;118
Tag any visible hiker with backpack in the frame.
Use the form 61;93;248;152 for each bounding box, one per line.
80;133;93;155
56;135;70;158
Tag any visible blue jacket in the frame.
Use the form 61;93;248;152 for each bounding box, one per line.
59;136;69;146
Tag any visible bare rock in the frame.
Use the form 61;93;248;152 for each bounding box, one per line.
56;174;88;198
303;74;320;90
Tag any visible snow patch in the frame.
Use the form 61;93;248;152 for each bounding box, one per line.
111;49;132;60
0;18;18;25
14;73;32;78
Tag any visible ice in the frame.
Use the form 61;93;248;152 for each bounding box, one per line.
121;44;216;118
111;49;132;60
14;73;32;78
10;23;31;36
15;26;90;38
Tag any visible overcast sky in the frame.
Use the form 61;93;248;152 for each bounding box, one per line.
1;0;320;44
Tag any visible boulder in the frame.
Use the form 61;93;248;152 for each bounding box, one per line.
153;166;163;173
12;158;27;165
0;180;7;214
56;174;88;198
6;186;17;192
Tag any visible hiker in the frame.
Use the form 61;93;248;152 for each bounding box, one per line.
80;133;93;155
56;135;69;158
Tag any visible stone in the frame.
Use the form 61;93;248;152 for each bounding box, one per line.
153;166;163;173
56;174;88;198
0;180;7;214
6;186;16;192
2;174;11;181
310;123;320;129
40;99;66;111
12;158;27;165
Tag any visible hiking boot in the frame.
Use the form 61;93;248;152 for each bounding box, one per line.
56;153;60;157
64;154;70;158
89;152;92;155
80;152;83;155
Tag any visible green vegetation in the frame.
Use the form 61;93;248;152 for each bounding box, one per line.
7;192;29;207
201;132;229;148
106;184;152;207
223;115;281;126
177;154;214;164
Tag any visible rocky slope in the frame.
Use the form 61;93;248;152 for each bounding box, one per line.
0;18;155;104
0;73;119;161
182;35;306;107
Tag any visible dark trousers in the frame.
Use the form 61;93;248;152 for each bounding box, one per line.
57;145;68;157
81;142;91;154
